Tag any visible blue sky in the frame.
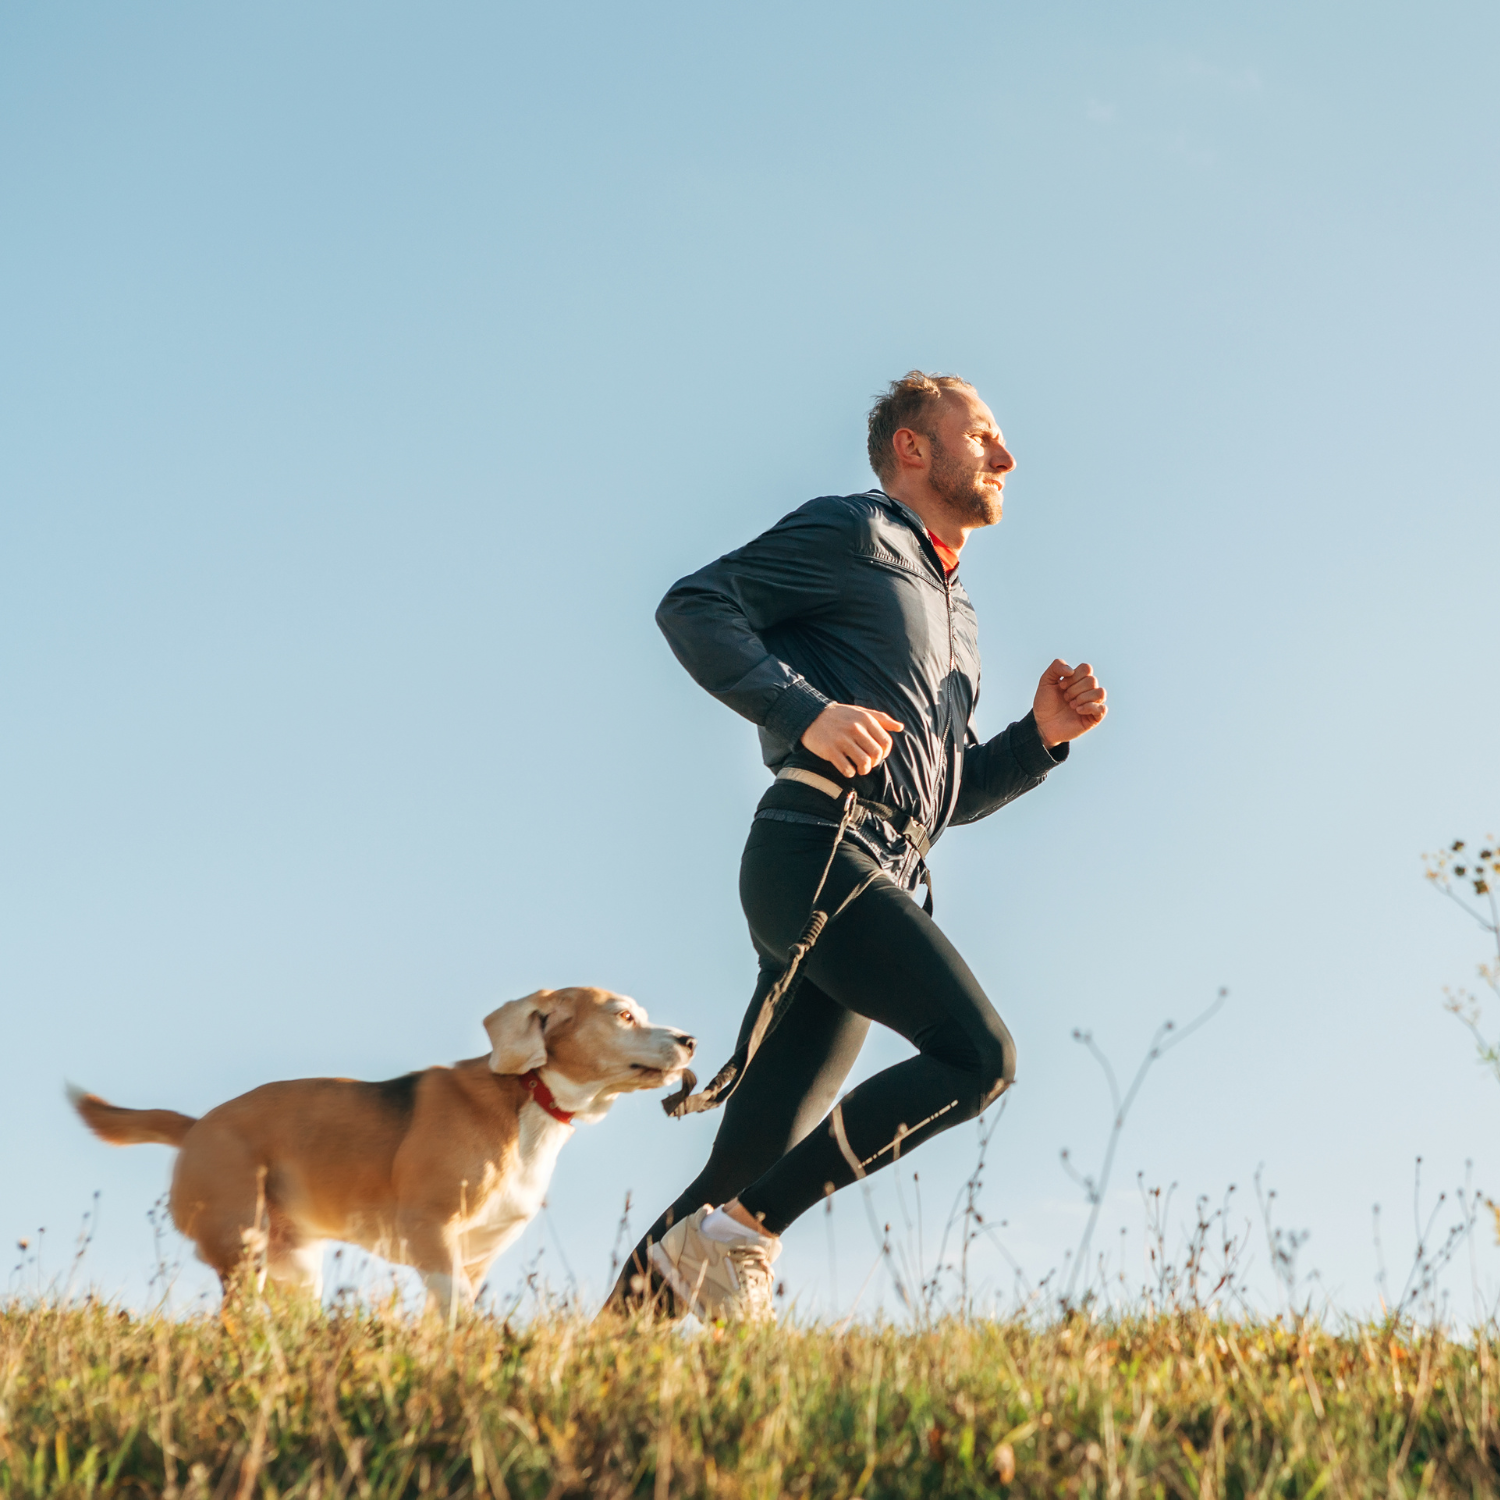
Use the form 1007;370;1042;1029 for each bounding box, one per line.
3;2;1498;1318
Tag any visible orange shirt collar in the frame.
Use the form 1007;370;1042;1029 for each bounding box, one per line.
925;529;959;575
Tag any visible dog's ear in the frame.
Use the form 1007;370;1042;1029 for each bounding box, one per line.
483;990;570;1075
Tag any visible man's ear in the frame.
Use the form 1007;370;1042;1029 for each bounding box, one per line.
483;990;569;1075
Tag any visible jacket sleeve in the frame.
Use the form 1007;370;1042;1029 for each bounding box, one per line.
950;709;1068;826
655;501;847;748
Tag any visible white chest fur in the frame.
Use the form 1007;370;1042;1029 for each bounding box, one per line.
456;1102;574;1262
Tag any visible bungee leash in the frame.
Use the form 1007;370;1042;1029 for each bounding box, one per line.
662;788;900;1119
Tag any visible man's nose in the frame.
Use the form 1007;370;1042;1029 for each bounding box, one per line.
992;443;1016;472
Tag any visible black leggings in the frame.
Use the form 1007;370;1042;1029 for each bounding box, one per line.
614;816;1015;1297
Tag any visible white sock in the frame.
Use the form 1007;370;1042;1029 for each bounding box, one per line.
701;1206;775;1245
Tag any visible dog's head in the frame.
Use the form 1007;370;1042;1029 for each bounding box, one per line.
483;987;695;1120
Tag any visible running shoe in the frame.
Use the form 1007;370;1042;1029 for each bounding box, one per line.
648;1205;780;1323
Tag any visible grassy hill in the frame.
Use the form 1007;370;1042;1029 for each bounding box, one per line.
2;1296;1497;1498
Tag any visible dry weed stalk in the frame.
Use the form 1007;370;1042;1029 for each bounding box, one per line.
1426;838;1500;1092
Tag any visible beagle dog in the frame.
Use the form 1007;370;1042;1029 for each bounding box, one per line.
72;987;695;1313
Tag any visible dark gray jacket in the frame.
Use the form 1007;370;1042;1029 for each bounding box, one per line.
656;489;1065;882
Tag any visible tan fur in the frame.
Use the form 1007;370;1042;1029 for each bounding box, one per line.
69;1087;196;1146
72;987;694;1313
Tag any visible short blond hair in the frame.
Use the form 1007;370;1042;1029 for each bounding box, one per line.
866;371;974;483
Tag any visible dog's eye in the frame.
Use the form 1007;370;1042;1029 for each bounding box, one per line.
617;1012;635;1025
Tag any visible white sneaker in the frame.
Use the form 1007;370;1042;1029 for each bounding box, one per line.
649;1205;781;1323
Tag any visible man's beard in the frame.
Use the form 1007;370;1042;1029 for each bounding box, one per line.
927;434;1002;525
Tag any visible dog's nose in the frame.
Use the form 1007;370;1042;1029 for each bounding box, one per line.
678;1033;697;1054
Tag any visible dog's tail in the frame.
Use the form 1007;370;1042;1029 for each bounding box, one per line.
68;1084;196;1147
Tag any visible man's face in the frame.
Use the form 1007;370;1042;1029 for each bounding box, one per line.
924;388;1015;527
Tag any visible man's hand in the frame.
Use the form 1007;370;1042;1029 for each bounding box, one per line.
1034;659;1107;749
801;702;905;777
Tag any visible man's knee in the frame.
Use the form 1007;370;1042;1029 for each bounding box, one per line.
974;1025;1016;1112
919;1014;1016;1111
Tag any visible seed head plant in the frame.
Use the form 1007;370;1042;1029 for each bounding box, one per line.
1425;838;1500;1084
1425;837;1500;1247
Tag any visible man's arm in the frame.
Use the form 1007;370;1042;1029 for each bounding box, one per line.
951;712;1066;825
655;501;846;750
951;660;1105;826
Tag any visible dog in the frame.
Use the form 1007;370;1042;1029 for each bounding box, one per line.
72;987;694;1313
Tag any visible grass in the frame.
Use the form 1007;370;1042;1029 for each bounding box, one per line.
3;1293;1498;1498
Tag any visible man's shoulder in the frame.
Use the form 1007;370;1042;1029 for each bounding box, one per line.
781;489;923;547
799;490;932;571
742;490;920;567
782;490;889;526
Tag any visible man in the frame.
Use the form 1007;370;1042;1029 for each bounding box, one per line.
613;372;1106;1320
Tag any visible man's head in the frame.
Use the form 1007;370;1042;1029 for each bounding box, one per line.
866;371;1015;529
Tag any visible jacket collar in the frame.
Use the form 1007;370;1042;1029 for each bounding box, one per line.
870;489;957;582
518;1069;575;1124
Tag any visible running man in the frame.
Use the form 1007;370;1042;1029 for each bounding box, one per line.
613;372;1106;1320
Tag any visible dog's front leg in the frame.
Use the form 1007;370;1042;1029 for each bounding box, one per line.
398;1215;476;1321
420;1267;476;1322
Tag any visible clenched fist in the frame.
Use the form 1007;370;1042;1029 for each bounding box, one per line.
1034;659;1106;749
801;702;905;778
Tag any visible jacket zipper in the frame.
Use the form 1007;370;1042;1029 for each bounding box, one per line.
945;575;955;670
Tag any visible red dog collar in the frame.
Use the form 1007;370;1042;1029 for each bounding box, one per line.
519;1070;575;1125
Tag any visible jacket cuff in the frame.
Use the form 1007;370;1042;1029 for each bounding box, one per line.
1014;710;1069;775
764;677;831;748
